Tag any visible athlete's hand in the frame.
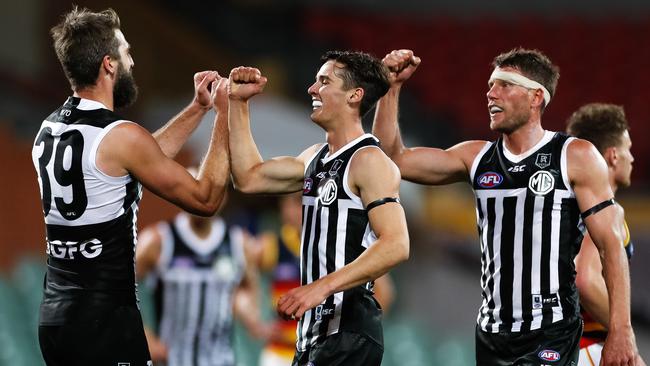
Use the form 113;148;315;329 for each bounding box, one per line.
382;49;421;86
276;279;331;321
193;70;220;109
228;67;268;101
211;75;228;112
601;327;640;365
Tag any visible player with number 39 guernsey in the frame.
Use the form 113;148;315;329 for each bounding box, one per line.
32;6;230;366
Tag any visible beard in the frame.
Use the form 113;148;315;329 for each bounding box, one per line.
113;62;138;109
490;108;529;134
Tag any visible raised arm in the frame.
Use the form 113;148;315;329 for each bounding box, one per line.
97;78;230;216
372;49;482;185
277;148;409;320
227;66;317;194
568;139;640;365
153;71;220;158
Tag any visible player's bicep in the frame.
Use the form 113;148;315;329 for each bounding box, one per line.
106;124;204;208
568;140;624;249
354;150;407;241
247;156;306;193
568;139;615;211
395;141;484;185
237;144;320;194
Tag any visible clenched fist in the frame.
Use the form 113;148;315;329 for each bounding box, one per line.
228;67;268;101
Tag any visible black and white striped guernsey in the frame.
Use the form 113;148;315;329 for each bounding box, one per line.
297;133;383;351
31;97;142;325
470;130;584;333
151;213;245;366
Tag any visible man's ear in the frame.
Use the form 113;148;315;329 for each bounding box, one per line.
530;88;544;109
603;146;618;168
348;87;364;104
102;55;117;77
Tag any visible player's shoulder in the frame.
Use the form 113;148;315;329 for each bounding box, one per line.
450;139;492;166
565;138;602;164
350;145;400;179
102;121;152;148
450;140;491;155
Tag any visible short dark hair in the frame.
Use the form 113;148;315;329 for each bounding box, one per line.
566;103;629;153
320;50;390;117
51;6;121;90
493;48;560;109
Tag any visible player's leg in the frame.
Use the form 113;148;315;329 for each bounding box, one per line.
578;343;603;366
260;348;296;366
39;305;151;366
516;318;582;366
304;332;383;366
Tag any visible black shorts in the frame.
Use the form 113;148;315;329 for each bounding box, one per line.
476;318;582;366
39;305;151;366
292;331;383;366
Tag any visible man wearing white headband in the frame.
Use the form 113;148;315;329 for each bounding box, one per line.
373;48;642;366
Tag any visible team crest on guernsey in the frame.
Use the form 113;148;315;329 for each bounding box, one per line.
535;153;552;169
477;172;503;188
528;170;555;196
317;178;337;206
303;178;313;193
328;159;344;176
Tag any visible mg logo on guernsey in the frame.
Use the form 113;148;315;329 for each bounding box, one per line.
477;172;503;188
528;170;555;196
318;179;337;206
538;349;561;362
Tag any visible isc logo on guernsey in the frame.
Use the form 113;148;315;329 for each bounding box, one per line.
477;172;503;188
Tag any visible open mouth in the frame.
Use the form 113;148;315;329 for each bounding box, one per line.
312;100;322;110
489;105;503;117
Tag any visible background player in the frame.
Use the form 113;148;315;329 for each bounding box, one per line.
136;178;271;366
566;103;646;366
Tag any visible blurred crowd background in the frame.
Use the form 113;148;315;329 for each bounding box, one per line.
1;0;650;364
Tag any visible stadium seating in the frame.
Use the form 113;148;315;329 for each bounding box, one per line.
301;11;650;180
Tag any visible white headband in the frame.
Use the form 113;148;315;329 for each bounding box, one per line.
489;70;552;106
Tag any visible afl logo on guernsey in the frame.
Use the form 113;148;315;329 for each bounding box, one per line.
538;349;560;362
528;170;555;196
477;172;503;188
318;179;337;206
